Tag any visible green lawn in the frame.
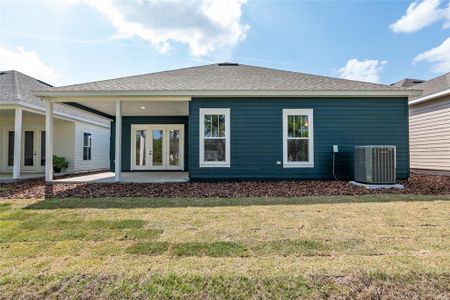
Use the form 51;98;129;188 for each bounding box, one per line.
0;195;449;299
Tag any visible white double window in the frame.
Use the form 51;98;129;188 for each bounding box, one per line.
283;109;314;168
199;108;230;167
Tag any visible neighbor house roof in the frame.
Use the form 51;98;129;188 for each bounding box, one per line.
34;63;418;98
391;78;425;88
0;70;52;105
0;70;111;125
410;72;450;103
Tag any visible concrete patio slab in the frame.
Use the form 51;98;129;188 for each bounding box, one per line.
52;172;190;184
0;171;102;183
350;181;404;189
0;173;44;183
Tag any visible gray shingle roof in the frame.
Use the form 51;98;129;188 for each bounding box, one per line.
411;72;450;99
391;78;425;88
40;63;411;93
0;70;110;125
0;70;52;105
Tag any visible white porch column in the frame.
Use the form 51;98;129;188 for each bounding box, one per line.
45;101;54;182
115;100;122;182
13;107;22;179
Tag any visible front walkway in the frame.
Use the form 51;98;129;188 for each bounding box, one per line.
52;172;190;183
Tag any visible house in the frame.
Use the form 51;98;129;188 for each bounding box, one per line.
0;70;112;181
394;72;450;175
34;63;418;182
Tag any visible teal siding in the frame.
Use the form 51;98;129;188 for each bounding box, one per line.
110;116;189;171
189;98;409;180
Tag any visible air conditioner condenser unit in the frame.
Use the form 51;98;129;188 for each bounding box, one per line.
354;146;396;184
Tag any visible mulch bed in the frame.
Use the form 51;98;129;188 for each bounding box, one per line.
0;175;449;199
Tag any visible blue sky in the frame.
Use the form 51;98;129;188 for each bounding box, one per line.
1;0;449;86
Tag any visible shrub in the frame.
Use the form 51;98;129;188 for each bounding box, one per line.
53;155;69;173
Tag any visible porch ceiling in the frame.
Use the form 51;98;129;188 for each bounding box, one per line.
0;108;46;118
63;100;189;116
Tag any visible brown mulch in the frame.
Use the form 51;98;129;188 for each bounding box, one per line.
0;175;449;199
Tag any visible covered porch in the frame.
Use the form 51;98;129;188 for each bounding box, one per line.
38;95;190;182
0;106;75;180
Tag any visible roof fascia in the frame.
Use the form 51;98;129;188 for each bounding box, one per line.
409;88;450;106
0;101;111;128
34;90;419;100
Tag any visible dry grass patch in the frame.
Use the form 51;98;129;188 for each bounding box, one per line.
124;228;163;240
250;239;329;256
86;219;146;230
0;272;448;299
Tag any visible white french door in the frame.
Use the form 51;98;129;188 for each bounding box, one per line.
131;124;184;171
4;126;45;172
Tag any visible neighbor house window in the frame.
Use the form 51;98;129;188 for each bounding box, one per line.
283;109;314;167
199;108;230;167
83;132;92;160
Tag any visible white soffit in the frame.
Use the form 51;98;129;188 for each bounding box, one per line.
75;100;189;116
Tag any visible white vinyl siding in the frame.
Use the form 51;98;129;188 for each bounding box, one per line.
82;132;92;160
74;121;110;171
409;96;450;171
54;121;75;172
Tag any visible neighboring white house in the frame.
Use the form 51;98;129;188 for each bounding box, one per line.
394;73;450;175
0;70;112;181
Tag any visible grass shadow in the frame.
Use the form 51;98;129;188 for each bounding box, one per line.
124;238;376;258
25;194;450;210
171;241;248;257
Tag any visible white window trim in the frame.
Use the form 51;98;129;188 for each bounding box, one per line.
82;131;92;161
283;109;314;168
199;108;230;168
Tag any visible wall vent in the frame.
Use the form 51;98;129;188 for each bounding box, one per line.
218;62;239;66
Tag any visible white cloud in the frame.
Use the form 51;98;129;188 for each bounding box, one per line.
70;0;249;56
0;46;59;84
390;0;450;33
338;59;387;83
444;2;450;28
413;36;450;72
